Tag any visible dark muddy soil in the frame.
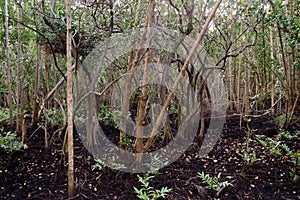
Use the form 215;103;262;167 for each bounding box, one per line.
1;112;300;200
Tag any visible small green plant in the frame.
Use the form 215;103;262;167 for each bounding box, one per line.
144;155;169;174
278;130;300;140
98;104;129;128
168;104;178;115
278;130;293;140
289;167;299;183
98;104;116;126
92;158;106;170
255;130;300;183
198;172;233;192
255;135;282;156
134;174;172;200
134;157;171;200
45;108;65;126
281;144;297;164
281;144;300;182
0;108;17;126
296;150;300;167
0;132;23;153
256;130;300;158
239;147;259;166
92;157;125;171
275;114;297;129
274;114;286;128
238;128;259;166
74;115;86;123
120;134;134;151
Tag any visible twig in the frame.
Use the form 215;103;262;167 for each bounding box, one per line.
74;72;134;113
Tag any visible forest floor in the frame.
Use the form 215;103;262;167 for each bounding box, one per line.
1;111;300;200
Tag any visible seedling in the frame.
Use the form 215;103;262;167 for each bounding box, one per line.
144;155;169;174
120;134;134;151
198;172;233;192
134;157;171;200
134;174;172;200
92;157;125;171
255;135;282;156
239;129;259;167
281;144;300;182
239;147;259;166
289;167;299;183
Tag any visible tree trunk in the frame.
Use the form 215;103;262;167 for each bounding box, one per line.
243;50;250;115
236;24;243;113
32;40;42;127
66;0;74;197
135;0;143;26
228;56;233;111
261;17;267;94
5;0;13;131
277;22;292;128
134;0;155;164
119;0;145;150
269;26;275;116
16;0;24;135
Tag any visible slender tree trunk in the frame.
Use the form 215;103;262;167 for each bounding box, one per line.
119;51;143;151
135;0;143;26
44;48;52;109
228;56;233;111
278;23;292;128
269;26;275;116
297;9;300;112
252;52;258;110
236;24;243;113
268;0;294;127
198;77;205;138
134;0;155;164
16;0;24;135
5;0;13;131
51;0;56;24
66;0;74;197
119;0;145;151
31;0;39;126
32;40;42;127
243;50;250;115
261;17;267;94
288;0;299;114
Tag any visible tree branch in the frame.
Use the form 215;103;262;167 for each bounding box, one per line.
10;16;67;81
